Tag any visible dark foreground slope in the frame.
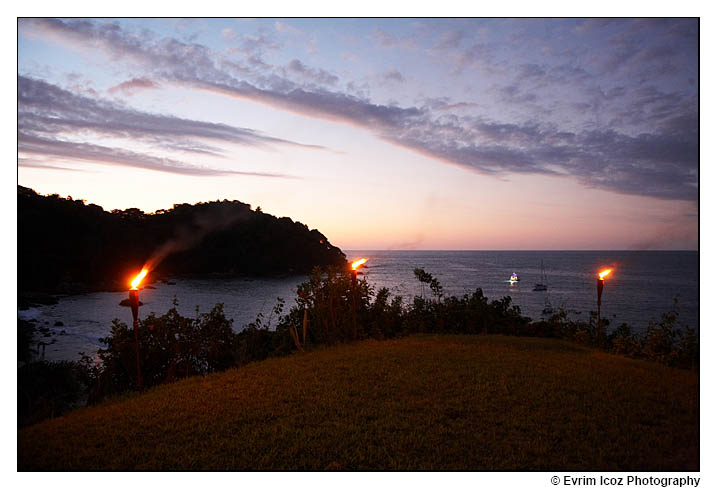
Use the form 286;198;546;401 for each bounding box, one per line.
18;186;345;294
18;335;698;471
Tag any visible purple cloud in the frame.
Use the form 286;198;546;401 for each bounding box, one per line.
369;27;417;50
18;132;290;178
17;75;323;178
432;29;465;51
19;75;325;153
285;59;339;86
18;158;86;172
108;77;160;96
383;70;405;83
275;21;302;35
19;18;698;201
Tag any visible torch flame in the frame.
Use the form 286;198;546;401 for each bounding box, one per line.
130;268;149;289
598;269;612;280
351;258;368;270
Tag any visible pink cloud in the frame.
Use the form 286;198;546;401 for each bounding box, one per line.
108;77;160;96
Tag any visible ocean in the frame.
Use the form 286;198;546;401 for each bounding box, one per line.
19;251;698;362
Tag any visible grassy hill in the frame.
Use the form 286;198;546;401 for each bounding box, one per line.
18;335;698;471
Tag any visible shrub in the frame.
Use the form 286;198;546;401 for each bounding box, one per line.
639;299;697;368
283;266;373;345
19;268;698;427
608;323;641;358
85;303;239;401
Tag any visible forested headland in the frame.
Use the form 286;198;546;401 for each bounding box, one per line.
18;185;346;296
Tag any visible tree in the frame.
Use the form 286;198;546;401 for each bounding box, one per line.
413;268;443;301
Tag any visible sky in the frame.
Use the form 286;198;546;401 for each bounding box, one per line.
17;17;699;250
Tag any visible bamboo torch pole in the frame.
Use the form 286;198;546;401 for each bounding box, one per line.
129;268;147;391
596;277;603;348
596;269;611;348
351;268;358;341
129;288;143;391
349;258;368;342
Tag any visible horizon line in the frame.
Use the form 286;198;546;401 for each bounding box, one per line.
341;249;699;252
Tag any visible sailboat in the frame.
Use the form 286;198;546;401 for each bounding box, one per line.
533;260;548;291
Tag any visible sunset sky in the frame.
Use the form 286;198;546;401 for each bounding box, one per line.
17;17;699;250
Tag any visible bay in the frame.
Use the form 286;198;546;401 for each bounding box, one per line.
19;250;698;362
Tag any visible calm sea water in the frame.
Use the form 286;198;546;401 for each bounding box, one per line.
19;251;698;361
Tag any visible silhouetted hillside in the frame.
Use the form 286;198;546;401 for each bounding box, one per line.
18;186;346;294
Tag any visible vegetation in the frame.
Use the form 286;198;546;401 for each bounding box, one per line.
18;266;698;428
18;319;87;427
17;185;699;468
534;299;698;370
18;359;85;428
17;185;346;296
18;335;698;471
76;266;535;403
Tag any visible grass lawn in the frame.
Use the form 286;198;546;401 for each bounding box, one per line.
18;334;699;470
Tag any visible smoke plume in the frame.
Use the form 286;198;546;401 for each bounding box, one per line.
143;204;252;271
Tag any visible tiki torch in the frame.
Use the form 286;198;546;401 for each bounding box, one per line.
597;269;611;347
350;258;368;341
129;268;148;390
